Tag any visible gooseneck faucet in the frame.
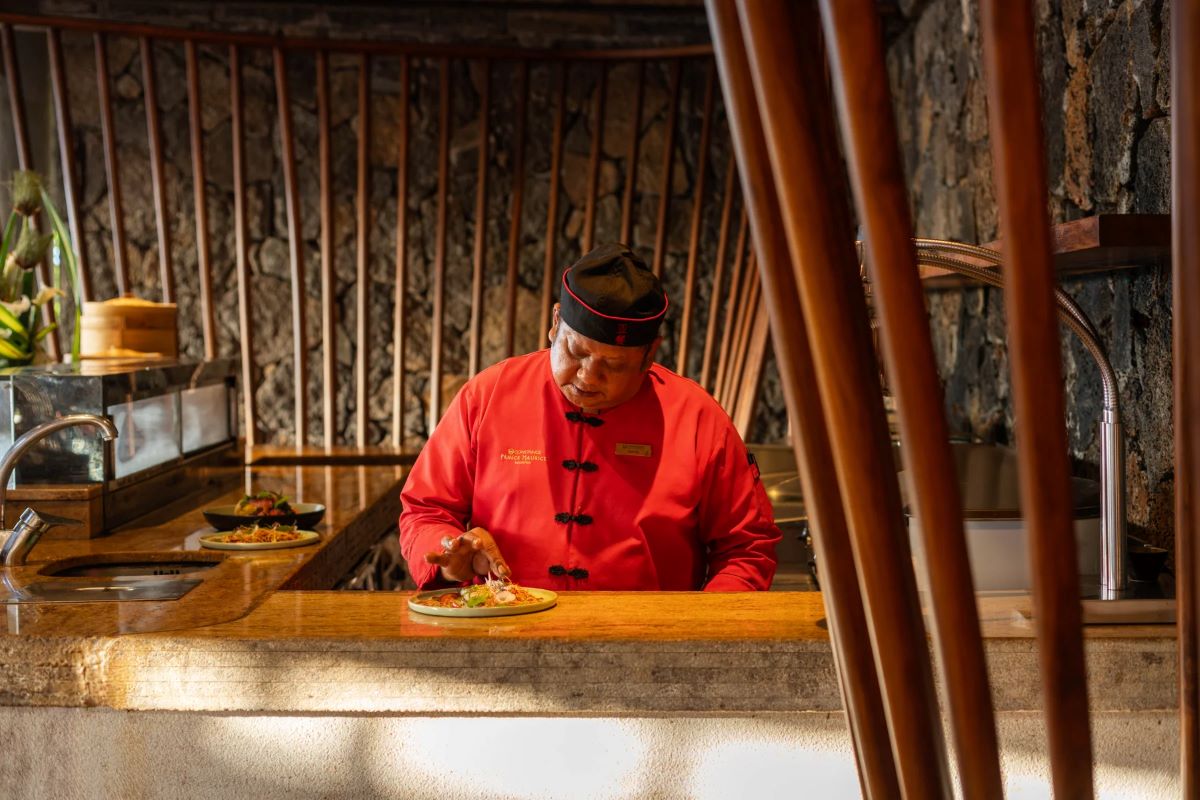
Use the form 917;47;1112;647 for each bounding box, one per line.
0;414;118;566
860;238;1128;600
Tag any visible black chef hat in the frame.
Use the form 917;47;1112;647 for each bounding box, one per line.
559;243;668;346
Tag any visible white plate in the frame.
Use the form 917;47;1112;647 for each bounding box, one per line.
199;530;321;551
408;587;558;617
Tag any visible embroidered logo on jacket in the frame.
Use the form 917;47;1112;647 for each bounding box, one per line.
615;443;653;458
500;448;547;465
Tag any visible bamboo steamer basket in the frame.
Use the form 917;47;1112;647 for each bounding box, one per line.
80;297;178;359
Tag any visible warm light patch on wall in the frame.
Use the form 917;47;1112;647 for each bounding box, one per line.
687;726;860;799
370;718;648;798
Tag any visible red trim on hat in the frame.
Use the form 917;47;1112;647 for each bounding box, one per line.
560;268;669;322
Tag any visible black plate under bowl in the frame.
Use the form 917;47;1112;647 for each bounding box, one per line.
203;502;326;531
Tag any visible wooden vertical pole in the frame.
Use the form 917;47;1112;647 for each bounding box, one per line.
503;60;529;359
391;56;410;449
539;62;568;342
676;60;716;377
737;1;951;794
95;33;131;297
1174;0;1200;793
274;46;308;446
185;40;216;360
820;2;1003;796
47;28;93;303
468;59;491;378
582;63;607;253
140;36;175;304
651;59;683;278
712;210;747;399
980;3;1094;796
699;156;736;390
706;2;902;794
317;49;335;449
619;60;645;245
355;53;372;446
230;44;256;448
429;57;450;431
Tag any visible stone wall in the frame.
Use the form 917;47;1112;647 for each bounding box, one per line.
5;1;762;447
887;0;1175;552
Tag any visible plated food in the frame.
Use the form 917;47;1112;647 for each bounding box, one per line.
199;523;320;551
409;576;557;618
215;523;302;543
203;490;325;531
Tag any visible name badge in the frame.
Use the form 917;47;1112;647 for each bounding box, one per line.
615;442;653;458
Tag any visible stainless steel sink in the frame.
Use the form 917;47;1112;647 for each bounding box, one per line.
1;552;221;603
7;577;203;603
42;559;218;579
39;552;222;580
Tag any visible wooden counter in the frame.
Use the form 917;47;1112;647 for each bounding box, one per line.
0;461;1177;721
0;586;1177;717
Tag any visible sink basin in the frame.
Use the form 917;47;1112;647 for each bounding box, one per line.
1;552;222;603
43;560;218;579
39;552;222;579
8;577;203;603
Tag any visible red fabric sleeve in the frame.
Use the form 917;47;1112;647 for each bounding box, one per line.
398;383;479;589
697;420;781;592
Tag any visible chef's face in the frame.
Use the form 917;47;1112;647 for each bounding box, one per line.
549;306;660;412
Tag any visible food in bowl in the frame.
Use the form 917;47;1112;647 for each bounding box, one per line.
232;490;294;517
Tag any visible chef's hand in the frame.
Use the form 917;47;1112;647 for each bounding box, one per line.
424;527;511;583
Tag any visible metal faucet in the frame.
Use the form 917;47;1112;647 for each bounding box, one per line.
0;414;118;566
860;238;1128;600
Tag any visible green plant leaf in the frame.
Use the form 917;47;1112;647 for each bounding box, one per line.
0;211;18;261
33;322;57;343
0;335;28;361
0;303;28;343
40;188;82;363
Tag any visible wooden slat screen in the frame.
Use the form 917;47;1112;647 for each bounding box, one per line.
717;0;1137;794
0;13;764;450
736;0;952;796
707;3;901;794
818;1;1004;796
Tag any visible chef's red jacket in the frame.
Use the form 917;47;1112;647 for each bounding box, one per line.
399;350;781;591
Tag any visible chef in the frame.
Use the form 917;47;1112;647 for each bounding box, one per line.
399;243;780;591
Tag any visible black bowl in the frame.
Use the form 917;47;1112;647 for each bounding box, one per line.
1129;540;1170;583
203;502;326;532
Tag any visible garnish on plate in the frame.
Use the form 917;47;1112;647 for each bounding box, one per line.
411;573;542;609
232;490;294;517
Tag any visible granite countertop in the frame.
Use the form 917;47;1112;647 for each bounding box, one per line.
0;461;1179;717
1;462;408;637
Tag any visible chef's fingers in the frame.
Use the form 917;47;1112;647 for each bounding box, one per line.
424;536;478;581
464;528;510;578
